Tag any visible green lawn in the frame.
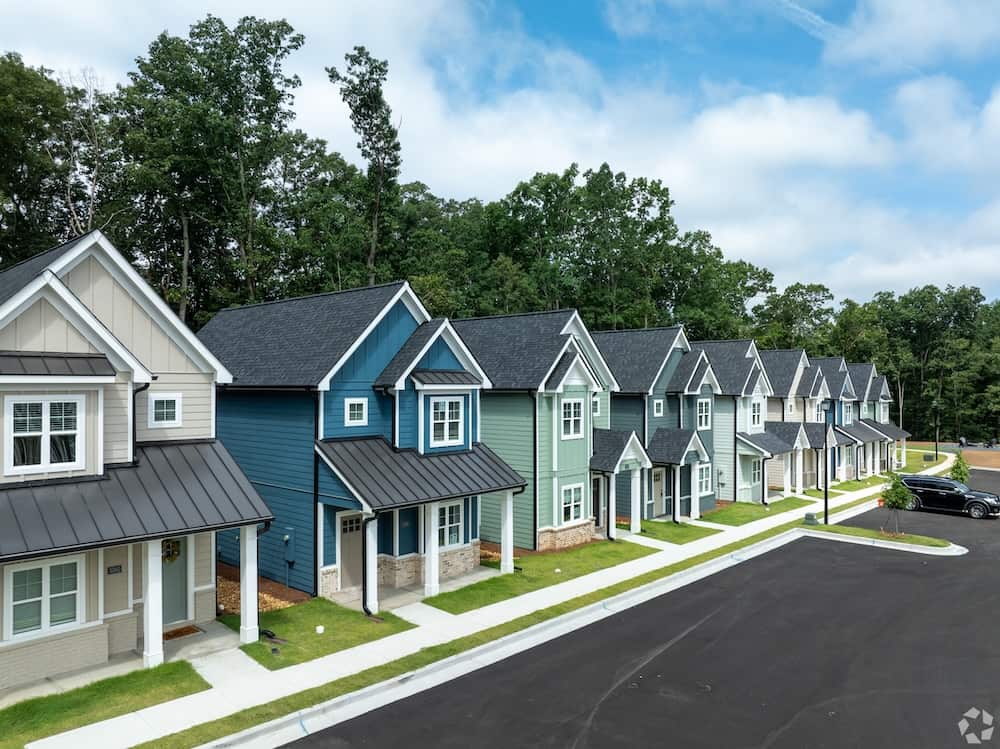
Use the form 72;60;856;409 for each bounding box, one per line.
900;449;947;474
702;496;814;526
803;487;843;499
617;520;720;544
219;598;413;670
0;661;208;749
423;540;655;615
829;474;887;492
802;521;950;548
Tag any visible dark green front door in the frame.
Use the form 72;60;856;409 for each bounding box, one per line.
162;537;188;625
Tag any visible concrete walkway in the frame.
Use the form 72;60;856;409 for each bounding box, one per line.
30;453;953;749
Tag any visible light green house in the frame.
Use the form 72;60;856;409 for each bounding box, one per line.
453;310;630;551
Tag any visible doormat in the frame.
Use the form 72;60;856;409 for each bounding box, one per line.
164;625;202;641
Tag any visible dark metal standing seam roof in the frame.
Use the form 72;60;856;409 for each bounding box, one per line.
0;441;273;563
591;428;646;473
739;431;793;456
374;319;447;388
591;327;684;394
0;351;116;377
452;310;577;391
411;370;481;386
0;233;94;307
647;427;700;465
691;340;758;396
760;349;805;396
315;437;525;510
197;281;407;387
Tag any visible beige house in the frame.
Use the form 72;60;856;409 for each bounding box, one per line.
0;231;271;691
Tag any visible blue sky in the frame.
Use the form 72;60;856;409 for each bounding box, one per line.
3;0;1000;301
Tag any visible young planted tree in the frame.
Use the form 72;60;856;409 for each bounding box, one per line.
951;451;971;483
882;472;914;536
328;47;401;287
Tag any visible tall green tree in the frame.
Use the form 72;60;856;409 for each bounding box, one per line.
752;282;834;351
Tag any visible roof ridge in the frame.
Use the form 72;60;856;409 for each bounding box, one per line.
592;325;682;335
213;281;406;313
691;338;754;344
453;308;575;322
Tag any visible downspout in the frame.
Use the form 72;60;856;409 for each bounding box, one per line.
312;390;321;597
361;511;379;617
606;473;613;541
733;397;737;503
132;380;153;461
531;391;538;551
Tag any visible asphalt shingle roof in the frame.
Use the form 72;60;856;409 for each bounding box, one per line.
802;422;829;450
452;310;577;391
591;327;684;394
374;319;447;389
836;421;887;444
847;363;875;401
543;351;578;391
690;340;758;396
591;428;643;473
0;441;272;563
647;428;700;465
812;357;852;399
860;418;910;440
315;437;524;510
0;233;94;307
872;374;892;401
665;350;701;393
197;282;406;387
760;350;804;397
739;431;793;456
765;421;805;450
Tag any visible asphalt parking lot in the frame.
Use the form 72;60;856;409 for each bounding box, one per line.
288;469;1000;749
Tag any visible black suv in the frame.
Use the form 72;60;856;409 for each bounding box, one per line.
899;475;1000;519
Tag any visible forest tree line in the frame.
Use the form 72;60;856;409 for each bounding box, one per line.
1;15;998;441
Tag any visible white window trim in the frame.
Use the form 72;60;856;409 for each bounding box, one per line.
750;399;763;428
4;395;86;477
653;399;664;418
698;463;713;496
561;483;584;524
438;500;464;549
696;398;712;430
591;393;600;417
429;396;464;448
147;392;183;429
560;398;584;441
344;397;369;427
3;553;86;642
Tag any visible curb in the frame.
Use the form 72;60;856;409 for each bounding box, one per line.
797;528;967;556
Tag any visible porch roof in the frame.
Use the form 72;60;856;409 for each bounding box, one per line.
0;351;116;377
737;431;793;458
646;427;706;465
0;441;273;563
591;428;651;473
837;421;888;444
314;437;525;511
859;418;910;440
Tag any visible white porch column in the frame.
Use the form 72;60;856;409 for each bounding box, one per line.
783;454;792;497
500;490;514;573
630;468;641;533
142;540;164;667
364;517;379;614
673;466;681;521
239;525;259;645
900;438;907;467
795;449;804;496
424;502;440;597
690;463;701;519
608;473;618;539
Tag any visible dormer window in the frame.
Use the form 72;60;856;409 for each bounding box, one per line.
815;401;823;422
591;394;600;417
880;403;888;422
430;397;464;447
5;396;85;475
148;393;182;429
862;403;869;418
697;398;712;430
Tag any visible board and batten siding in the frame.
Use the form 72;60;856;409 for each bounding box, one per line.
479;392;534;550
714;396;736;501
0;297;97;353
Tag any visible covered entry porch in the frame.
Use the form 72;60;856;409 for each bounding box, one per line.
590;429;652;538
646;428;711;521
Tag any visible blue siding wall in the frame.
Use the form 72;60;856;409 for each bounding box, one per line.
609;394;644;437
216;390;317;593
398;508;419;554
322;505;337;566
323;300;418;440
397;383;418;449
417;337;463;370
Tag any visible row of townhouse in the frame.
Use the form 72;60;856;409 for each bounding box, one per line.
0;232;912;690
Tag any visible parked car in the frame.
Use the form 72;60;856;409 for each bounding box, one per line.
899;475;1000;519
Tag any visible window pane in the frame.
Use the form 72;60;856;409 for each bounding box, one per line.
13;435;41;466
12;600;41;634
13;402;42;433
449;526;460;545
49;593;76;626
448;401;460;420
433;423;445;441
50;401;77;431
12;568;42;601
154;400;176;422
449;505;460;524
50;435;76;464
433;402;445;418
49;563;77;595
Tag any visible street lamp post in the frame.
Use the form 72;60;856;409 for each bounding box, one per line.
933;398;941;461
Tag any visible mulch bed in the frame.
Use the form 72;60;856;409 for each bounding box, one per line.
216;561;311;616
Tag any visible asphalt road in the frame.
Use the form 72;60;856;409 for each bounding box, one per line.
287;470;1000;749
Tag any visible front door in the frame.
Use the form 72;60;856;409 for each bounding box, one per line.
161;537;188;625
652;469;665;516
592;476;604;530
340;515;363;589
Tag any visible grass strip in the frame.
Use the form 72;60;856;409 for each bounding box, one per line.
1;661;208;749
801;523;950;548
617;520;721;544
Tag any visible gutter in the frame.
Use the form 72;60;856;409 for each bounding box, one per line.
531;391;538;551
131;380;154;462
312;390;321;597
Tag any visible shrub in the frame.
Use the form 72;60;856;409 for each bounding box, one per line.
882;472;912;534
950;451;970;483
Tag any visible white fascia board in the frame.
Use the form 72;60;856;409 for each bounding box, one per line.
549;352;602;394
314;445;374;514
434;321;493;390
687;431;710;462
674;327;691;352
561;312;620;392
48;232;233;383
613;431;653;473
317;282;431;391
695;362;723;395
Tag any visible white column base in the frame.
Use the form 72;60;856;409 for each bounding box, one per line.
783;454;792;497
673;466;681;520
239;525;259;645
690;463;701;520
500;491;514;573
794;449;804;496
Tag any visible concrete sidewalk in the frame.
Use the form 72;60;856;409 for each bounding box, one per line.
30;453;953;749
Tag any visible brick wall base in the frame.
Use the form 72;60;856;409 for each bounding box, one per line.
0;624;110;690
537;520;595;552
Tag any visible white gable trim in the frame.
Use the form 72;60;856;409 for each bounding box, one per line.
684;430;710;463
736;433;772;458
693;363;723;395
48;232;233;383
560;312;620;392
645;327;688;395
536;337;574;393
612;431;653;473
314;445;374;514
547;352;602;394
316;282;431;391
392;319;492;391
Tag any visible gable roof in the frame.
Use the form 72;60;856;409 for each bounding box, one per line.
0;235;91;307
795;363;827;398
765;421;807;451
591;327;685;394
812;357;855;400
759;349;806;397
374;319;447;389
198;282;423;388
737;431;792;457
690;340;769;396
847;363;876;401
647;427;708;465
590;429;652;473
452;310;580;391
860;418;910;440
872;374;892;401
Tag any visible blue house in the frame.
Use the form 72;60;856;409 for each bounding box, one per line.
198;282;524;612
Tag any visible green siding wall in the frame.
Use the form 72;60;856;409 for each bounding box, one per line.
479;392;535;549
554;386;593;526
593;390;611;430
715;396;736;501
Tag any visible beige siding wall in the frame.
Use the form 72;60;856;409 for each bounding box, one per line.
135;374;214;442
104;375;131;462
103;546;130;613
0;389;100;484
194;533;213;587
766;398;783;421
0;297;97;353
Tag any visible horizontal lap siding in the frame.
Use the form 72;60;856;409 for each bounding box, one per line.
715;397;736;501
135;373;214;442
479;393;534;549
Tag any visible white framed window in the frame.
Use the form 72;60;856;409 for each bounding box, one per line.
653;399;664;418
844;402;853;425
591;394;600;417
698;463;712;495
751;400;762;427
438;501;463;547
751;459;762;484
561;399;583;440
3;554;84;640
562;483;584;522
815;401;824;422
696;398;712;430
430;397;464;447
148;392;182;429
4;395;85;476
344;397;369;427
